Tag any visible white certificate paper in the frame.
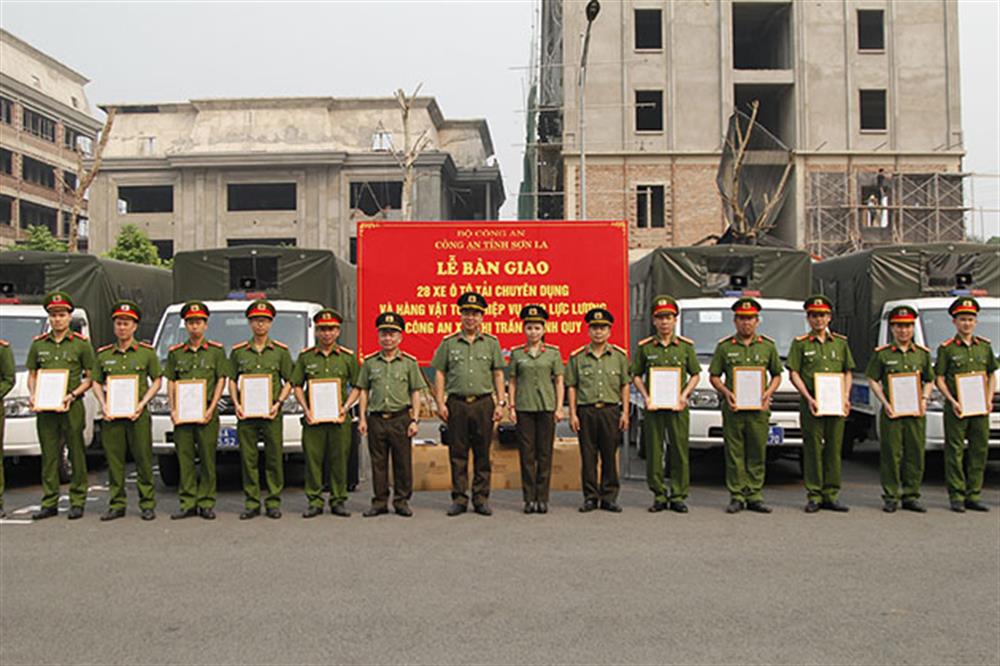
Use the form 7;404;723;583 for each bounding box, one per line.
106;375;139;419
734;367;765;410
309;378;342;422
888;372;921;417
34;369;69;411
814;373;846;417
649;367;682;410
176;380;207;424
240;374;273;419
956;372;988;417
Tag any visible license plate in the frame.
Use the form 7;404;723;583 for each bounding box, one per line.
767;425;784;446
218;427;238;449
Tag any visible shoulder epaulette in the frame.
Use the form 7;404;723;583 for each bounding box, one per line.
611;343;629;356
482;332;498;340
677;335;695;345
759;334;776;343
338;345;354;355
300;346;314;354
717;335;733;344
363;350;380;360
831;332;847;340
443;331;460;340
874;344;891;352
510;343;525;351
33;333;48;341
71;332;88;341
794;334;809;341
914;343;930;353
207;340;224;348
976;335;992;344
569;345;588;357
97;344;113;353
232;341;249;350
544;343;560;351
272;340;288;349
169;342;185;352
940;338;954;347
401;351;418;361
139;341;154;349
637;336;654;346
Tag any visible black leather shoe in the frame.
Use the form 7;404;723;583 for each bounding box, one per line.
524;502;536;514
394;505;413;517
725;500;744;514
600;501;623;513
883;500;898;513
171;508;198;520
648;501;668;513
901;500;927;513
100;509;125;522
265;508;282;519
240;508;260;520
746;501;772;514
140;509;155;521
67;506;85;520
32;507;58;521
805;500;820;513
949;500;966;513
473;503;493;516
330;503;351;517
302;506;323;518
669;501;689;514
536;502;548;514
199;507;216;520
579;499;598;513
821;500;850;513
363;506;389;517
965;499;989;512
446;503;467;516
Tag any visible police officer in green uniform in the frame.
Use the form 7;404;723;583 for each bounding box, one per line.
865;305;935;513
291;308;359;518
709;297;783;514
0;338;14;519
92;300;162;521
630;296;701;513
508;305;565;515
431;292;507;517
27;291;96;520
933;297;998;513
229;299;293;519
357;311;426;518
165;301;229;520
787;295;855;513
566;307;629;513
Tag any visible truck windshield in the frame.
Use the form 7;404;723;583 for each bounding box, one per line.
0;315;48;371
154;311;309;362
680;308;808;358
921;307;1000;360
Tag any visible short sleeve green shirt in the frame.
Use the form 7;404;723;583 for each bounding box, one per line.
26;331;96;391
356;350;426;413
565;343;629;405
165;339;230;397
430;331;506;396
708;334;783;388
229;338;294;402
94;341;162;390
934;335;998;397
290;344;360;403
630;335;701;388
509;344;564;412
786;331;855;394
865;342;935;395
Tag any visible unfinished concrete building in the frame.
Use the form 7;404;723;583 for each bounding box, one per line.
0;29;102;249
521;0;965;257
88;97;504;261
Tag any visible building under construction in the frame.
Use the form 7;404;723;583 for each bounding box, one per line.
519;0;967;257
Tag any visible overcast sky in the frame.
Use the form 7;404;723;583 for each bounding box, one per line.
1;0;996;231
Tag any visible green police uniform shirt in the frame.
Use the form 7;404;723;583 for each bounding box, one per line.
164;339;230;397
630;335;701;390
509;344;564;412
786;331;856;394
356;350;426;413
229;338;293;402
865;342;935;395
430;331;505;396
291;344;360;404
94;340;162;388
565;343;629;405
0;341;14;400
934;335;998;398
708;335;783;409
26;331;96;392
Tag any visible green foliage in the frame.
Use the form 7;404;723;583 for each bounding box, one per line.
104;224;163;266
8;225;68;252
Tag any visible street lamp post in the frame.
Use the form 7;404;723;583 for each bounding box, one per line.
578;0;600;220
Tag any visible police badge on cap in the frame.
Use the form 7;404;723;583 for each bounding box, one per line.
584;308;614;326
457;292;487;312
376;311;404;331
519;305;548;323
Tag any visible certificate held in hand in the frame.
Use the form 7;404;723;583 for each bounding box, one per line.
34;368;69;411
106;375;140;419
648;367;682;411
955;372;989;417
309;378;342;422
239;374;273;419
175;379;207;424
813;373;846;417
888;372;921;417
733;367;766;410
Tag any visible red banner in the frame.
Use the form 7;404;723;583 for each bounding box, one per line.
357;221;629;364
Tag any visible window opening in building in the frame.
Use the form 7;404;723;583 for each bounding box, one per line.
117;185;174;213
636;185;665;228
634;9;662;50
227;183;297;211
635;90;664;132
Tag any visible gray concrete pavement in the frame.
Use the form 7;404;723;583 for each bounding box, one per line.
1;448;998;666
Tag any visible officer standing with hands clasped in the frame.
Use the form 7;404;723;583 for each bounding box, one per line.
0;337;14;519
229;299;293;520
92;300;162;521
786;295;855;513
27;291;96;521
431;292;507;517
165;301;229;520
566;307;629;513
356;311;426;517
291;308;359;518
866;305;934;513
933;297;997;513
631;296;700;513
709;297;782;514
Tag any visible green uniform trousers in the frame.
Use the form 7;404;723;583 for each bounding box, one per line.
174;417;219;510
643;409;690;503
37;400;88;509
722;409;769;503
578;404;621;503
801;410;845;503
943;411;990;502
102;412;155;511
446;395;495;507
237;417;284;511
302;421;352;508
368;411;413;509
878;413;925;502
515;411;555;503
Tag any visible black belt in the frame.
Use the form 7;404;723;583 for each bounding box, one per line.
375;408;410;420
450;394;492;404
580;402;620;409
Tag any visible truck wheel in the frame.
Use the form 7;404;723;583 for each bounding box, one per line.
158;454;180;487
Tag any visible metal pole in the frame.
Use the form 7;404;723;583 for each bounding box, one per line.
579;16;595;220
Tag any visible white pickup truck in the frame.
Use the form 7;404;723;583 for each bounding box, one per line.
147;299;324;486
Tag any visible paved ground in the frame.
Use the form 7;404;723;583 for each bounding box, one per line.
1;443;998;666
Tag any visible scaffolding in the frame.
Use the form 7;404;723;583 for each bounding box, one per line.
806;170;968;259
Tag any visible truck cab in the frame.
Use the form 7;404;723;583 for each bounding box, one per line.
148;299;325;486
